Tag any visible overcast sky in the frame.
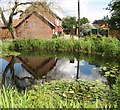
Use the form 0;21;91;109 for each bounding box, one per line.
0;0;111;23
53;0;111;23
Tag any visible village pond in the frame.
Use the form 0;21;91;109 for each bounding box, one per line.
0;52;120;89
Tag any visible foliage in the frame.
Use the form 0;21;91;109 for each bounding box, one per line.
107;0;120;29
109;75;120;108
1;41;20;57
81;23;92;36
52;34;59;39
99;28;109;37
3;36;120;58
1;79;112;108
101;64;119;77
80;17;90;25
100;63;120;87
62;16;77;34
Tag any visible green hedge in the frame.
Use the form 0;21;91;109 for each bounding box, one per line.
3;36;120;57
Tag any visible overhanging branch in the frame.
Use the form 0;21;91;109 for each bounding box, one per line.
13;10;24;15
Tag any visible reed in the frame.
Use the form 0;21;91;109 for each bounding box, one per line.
7;36;120;57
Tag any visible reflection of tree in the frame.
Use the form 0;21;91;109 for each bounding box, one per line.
2;56;16;85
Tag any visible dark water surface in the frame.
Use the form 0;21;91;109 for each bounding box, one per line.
0;52;119;89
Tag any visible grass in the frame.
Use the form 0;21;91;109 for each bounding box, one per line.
1;79;115;108
1;41;20;57
4;36;120;58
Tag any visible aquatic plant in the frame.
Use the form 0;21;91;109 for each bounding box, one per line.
100;64;120;87
1;80;114;108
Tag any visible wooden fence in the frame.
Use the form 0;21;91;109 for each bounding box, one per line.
109;29;120;38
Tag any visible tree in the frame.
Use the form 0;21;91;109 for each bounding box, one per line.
0;0;59;39
81;23;92;36
80;17;89;25
62;16;77;34
0;1;34;39
107;0;120;29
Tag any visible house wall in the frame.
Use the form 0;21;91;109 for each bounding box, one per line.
1;28;12;39
55;26;63;35
16;14;54;39
0;27;2;39
38;4;55;24
55;18;63;35
21;4;63;35
21;4;55;24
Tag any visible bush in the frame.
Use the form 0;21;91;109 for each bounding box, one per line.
2;36;120;57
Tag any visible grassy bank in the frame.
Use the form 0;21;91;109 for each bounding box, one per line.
1;41;20;57
6;36;120;57
1;79;114;108
1;36;120;108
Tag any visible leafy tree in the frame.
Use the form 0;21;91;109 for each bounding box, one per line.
81;23;92;36
80;17;90;25
62;16;77;34
107;0;120;29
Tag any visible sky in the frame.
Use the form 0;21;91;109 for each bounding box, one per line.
0;0;112;23
52;0;111;23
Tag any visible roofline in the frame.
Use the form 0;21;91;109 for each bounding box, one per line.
33;11;55;27
17;11;55;28
20;2;62;21
1;11;55;29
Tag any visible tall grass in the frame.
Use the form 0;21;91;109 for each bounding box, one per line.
1;79;115;108
7;36;119;57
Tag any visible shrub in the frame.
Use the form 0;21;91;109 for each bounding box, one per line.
2;36;120;57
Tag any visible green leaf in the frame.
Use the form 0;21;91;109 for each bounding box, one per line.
103;67;107;71
69;91;75;94
105;71;110;75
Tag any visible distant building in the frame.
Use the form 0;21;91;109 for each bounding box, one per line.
0;2;63;40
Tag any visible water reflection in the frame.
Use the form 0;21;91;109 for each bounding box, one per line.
0;54;119;89
46;59;106;82
0;55;57;89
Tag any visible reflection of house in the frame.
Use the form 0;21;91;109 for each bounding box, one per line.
17;56;57;78
2;55;57;88
5;55;57;78
0;2;63;39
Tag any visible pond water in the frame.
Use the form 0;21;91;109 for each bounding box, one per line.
0;52;120;89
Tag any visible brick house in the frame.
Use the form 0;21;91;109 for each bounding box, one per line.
0;2;63;39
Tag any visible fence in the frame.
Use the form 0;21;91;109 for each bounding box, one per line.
109;29;120;38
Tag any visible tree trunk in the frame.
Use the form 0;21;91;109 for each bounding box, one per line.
2;56;16;85
0;7;17;39
8;24;17;39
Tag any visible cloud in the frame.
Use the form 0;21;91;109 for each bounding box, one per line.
0;0;111;23
54;0;111;23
